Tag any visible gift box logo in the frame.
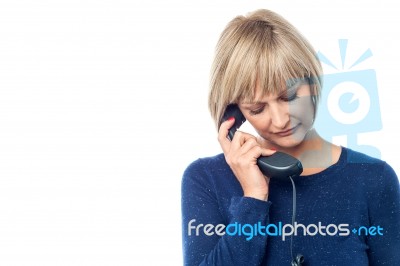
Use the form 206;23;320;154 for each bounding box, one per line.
314;39;382;159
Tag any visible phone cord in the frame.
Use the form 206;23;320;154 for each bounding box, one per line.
289;176;304;266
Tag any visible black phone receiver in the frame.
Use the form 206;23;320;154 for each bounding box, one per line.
220;104;303;180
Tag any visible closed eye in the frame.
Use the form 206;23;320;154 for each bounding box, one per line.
280;93;299;102
249;106;265;115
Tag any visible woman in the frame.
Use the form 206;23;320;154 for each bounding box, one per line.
181;9;400;265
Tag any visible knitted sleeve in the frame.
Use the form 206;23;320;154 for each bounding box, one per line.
366;162;400;265
181;158;271;266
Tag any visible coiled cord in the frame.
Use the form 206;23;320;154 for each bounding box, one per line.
289;176;304;266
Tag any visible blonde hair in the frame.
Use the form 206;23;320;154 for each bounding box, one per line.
208;9;323;129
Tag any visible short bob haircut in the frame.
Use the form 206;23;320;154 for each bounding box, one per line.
208;9;323;129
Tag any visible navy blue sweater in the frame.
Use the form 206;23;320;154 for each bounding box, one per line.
181;147;400;265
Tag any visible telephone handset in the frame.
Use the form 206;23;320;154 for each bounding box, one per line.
220;104;303;180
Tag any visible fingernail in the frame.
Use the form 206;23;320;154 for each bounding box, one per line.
228;117;235;122
270;148;276;151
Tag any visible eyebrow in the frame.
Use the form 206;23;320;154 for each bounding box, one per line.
241;101;265;107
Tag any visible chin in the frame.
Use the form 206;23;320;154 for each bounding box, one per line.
261;131;308;149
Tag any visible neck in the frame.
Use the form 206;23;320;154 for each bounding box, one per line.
267;129;341;175
280;128;323;156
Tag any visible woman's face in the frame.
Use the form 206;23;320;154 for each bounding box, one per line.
238;79;315;149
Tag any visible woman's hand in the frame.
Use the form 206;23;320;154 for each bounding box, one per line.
218;117;276;201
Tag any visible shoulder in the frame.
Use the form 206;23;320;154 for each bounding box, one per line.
343;147;393;174
183;153;227;178
183;153;226;172
343;147;399;194
344;147;385;165
182;153;229;187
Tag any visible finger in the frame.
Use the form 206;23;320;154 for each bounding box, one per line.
244;146;277;162
236;136;259;155
231;131;257;151
260;148;277;157
218;117;235;154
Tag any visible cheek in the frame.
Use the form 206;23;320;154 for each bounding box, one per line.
246;116;264;130
245;114;270;134
288;96;314;125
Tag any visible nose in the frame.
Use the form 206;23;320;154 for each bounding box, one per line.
269;103;289;129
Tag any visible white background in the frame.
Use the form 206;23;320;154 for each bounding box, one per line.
0;0;399;265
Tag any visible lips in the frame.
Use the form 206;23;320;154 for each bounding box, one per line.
275;124;300;137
